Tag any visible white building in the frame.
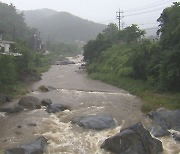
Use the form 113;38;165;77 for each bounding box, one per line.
0;33;15;53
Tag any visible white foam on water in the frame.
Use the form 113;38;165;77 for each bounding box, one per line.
58;88;131;98
0;112;6;117
39;114;122;154
160;136;180;154
31;91;40;95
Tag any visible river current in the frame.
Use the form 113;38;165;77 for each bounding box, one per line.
0;56;179;153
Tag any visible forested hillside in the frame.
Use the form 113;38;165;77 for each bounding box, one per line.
84;2;180;112
24;9;106;42
24;8;58;25
0;2;37;41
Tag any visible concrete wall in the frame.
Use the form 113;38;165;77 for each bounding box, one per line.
0;43;10;53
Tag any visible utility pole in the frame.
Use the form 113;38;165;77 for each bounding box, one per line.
121;11;124;30
116;9;124;31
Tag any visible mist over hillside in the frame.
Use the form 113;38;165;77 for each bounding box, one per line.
24;9;106;43
24;8;58;25
144;27;159;40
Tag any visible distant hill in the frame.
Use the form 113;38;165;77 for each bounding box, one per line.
24;8;58;25
24;9;107;42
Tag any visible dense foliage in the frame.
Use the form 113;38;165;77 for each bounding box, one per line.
0;2;49;95
84;2;180;92
0;41;48;89
0;2;37;41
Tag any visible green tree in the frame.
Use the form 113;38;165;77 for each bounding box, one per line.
118;24;145;43
0;2;38;42
103;23;119;43
157;2;180;91
157;2;180;49
83;24;119;62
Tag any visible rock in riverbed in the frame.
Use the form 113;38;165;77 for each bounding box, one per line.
71;114;116;130
18;96;41;110
41;99;52;106
4;136;47;154
38;85;57;92
46;104;70;113
101;122;163;154
148;108;180;131
148;108;180;139
0;105;23;114
172;132;180;142
151;125;170;137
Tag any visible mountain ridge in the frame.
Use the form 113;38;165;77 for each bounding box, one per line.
24;8;107;42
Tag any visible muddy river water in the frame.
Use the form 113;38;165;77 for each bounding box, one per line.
0;56;179;153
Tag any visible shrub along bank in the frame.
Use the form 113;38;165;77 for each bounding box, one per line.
0;42;50;97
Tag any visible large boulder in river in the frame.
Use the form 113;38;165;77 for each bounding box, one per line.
101;123;163;154
4;136;47;154
41;99;52;106
0;105;23;114
0;94;11;105
172;132;180;142
18;96;41;109
148;108;180;131
38;85;56;92
151;125;170;137
71;114;116;130
46;104;69;113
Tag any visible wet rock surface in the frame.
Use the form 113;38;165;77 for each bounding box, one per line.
28;123;37;127
38;85;49;92
38;85;56;92
46;103;69;113
18;96;41;109
148;108;180;131
4;136;47;154
148;108;180;139
79;63;86;69
151;125;170;137
41;99;52;106
101;122;163;154
71;114;116;130
0;105;23;114
172;132;180;142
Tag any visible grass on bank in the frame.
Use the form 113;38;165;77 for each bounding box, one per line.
89;72;180;113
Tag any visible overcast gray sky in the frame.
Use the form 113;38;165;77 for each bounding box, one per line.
1;0;178;28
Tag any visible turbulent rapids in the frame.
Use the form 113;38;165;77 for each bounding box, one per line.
0;56;179;154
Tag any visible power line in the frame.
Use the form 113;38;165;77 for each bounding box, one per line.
124;22;158;26
124;0;173;12
125;7;166;17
